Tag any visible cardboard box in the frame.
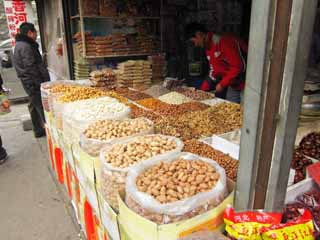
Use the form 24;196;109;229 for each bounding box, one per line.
285;177;319;203
74;179;100;239
97;191;121;240
118;180;234;240
73;144;101;214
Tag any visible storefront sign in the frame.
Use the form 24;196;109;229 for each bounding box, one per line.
3;0;32;46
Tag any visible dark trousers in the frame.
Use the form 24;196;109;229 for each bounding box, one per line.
0;136;7;158
28;91;45;134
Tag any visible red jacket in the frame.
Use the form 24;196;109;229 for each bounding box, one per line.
205;32;248;90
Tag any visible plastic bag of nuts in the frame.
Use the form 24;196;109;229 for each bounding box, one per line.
125;152;228;224
62;97;131;145
99;134;184;211
80;118;154;157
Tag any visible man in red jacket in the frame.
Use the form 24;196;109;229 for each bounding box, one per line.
186;23;248;103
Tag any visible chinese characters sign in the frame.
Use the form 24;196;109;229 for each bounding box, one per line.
4;0;30;46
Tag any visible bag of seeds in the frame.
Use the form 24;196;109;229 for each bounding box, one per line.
125;152;228;224
100;134;184;212
80;118;154;157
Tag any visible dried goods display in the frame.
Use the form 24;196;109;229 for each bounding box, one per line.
137;98;209;116
90;68;117;88
183;140;238;181
74;32;159;57
284;189;320;238
81;118;154;156
74;60;90;80
125;153;227;224
291;149;313;183
100;135;183;210
116;60;152;89
57;87;108;103
81;0;99;15
299;132;320;160
155;120;200;141
148;54;166;83
129;103;163;122
63;97;130;123
143;84;170;98
155;103;242;140
115;87;152;101
136;159;220;203
175;87;215;101
158;91;193;105
62;97;131;144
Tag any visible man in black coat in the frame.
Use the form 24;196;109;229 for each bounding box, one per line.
13;22;50;137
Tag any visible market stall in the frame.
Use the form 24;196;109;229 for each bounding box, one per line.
34;0;320;239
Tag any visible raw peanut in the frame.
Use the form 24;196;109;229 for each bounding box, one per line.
136;158;220;204
104;135;178;168
183;140;239;181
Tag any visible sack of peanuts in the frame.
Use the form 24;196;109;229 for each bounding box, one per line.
99;134;184;211
125;152;228;224
80;118;154;157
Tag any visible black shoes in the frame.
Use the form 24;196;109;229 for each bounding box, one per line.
34;130;46;138
0;150;8;164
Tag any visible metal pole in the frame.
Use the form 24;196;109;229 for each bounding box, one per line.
235;0;317;211
265;0;317;211
234;0;274;211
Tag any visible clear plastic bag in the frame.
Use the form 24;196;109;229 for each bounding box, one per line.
62;97;131;145
99;134;184;212
125;152;227;224
41;80;87;113
80;118;154;157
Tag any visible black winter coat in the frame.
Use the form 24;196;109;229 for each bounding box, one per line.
13;34;50;96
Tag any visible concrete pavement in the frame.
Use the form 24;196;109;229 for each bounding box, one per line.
0;103;81;240
1;67;28;101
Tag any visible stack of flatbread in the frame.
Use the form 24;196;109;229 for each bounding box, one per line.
148;54;166;83
90;68;117;89
116;60;152;89
95;36;114;56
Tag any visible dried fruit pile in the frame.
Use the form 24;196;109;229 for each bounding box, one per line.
136;159;220;203
137;98;209;116
299;132;320;160
183;140;238;181
290;149;313;183
155;103;242;141
283;190;320;238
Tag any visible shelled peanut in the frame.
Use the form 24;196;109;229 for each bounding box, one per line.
104;135;178;168
183;140;238;181
136;158;220;203
84;118;153;141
